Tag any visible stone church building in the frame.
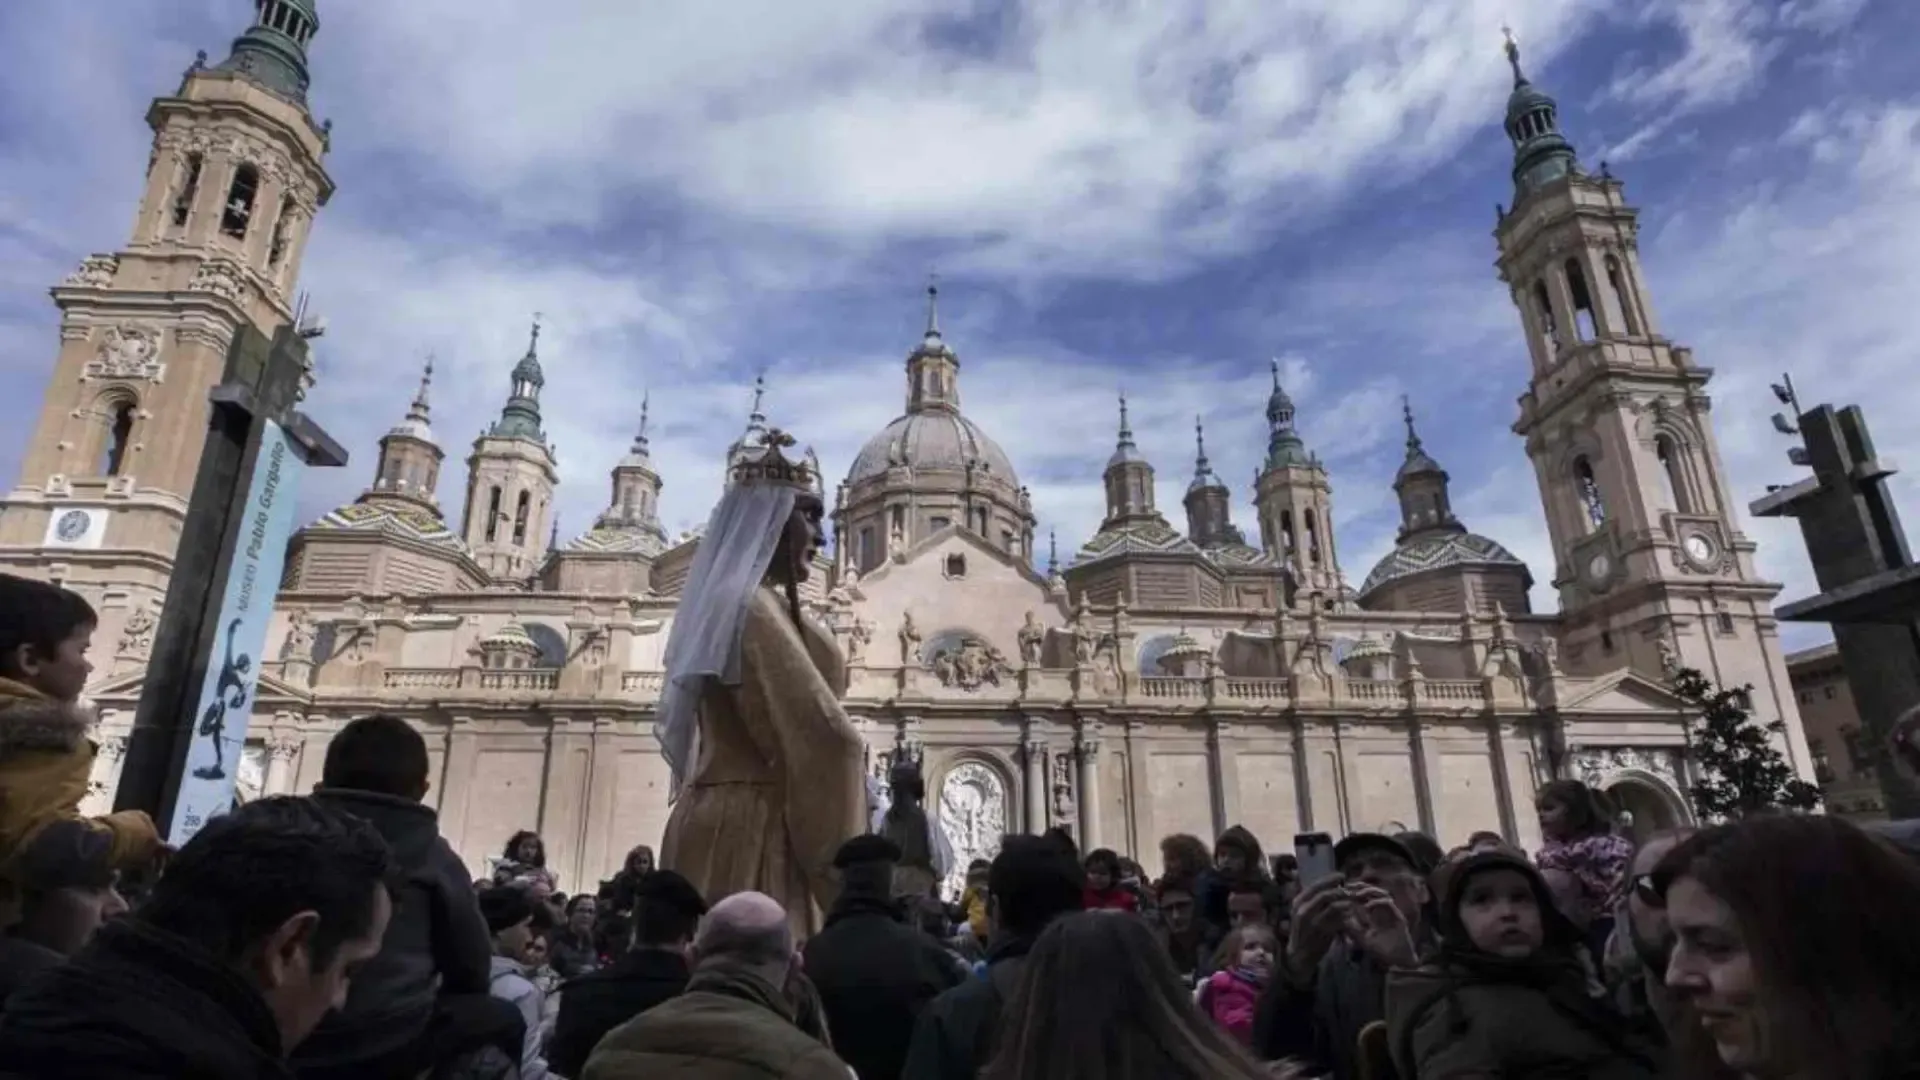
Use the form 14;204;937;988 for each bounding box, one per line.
0;4;1814;892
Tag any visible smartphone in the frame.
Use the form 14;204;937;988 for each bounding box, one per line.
1293;832;1337;889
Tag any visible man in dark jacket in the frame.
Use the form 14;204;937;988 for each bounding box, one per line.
900;835;1083;1080
1197;824;1268;957
549;869;707;1078
290;714;518;1080
0;797;395;1080
806;834;965;1080
1253;832;1432;1080
0;819;127;1006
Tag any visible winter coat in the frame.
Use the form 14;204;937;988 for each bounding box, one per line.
0;678;161;913
1200;968;1265;1047
582;965;853;1080
489;955;550;1080
900;933;1035;1080
0;918;292;1079
290;788;493;1073
493;857;559;892
548;929;600;979
804;891;966;1080
1385;960;1662;1079
0;933;64;1007
1082;885;1139;912
1252;943;1398;1078
549;948;691;1079
1535;833;1634;922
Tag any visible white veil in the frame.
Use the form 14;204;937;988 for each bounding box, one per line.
655;481;798;796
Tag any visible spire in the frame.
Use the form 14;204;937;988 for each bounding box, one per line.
212;0;320;108
1263;358;1312;470
1047;528;1059;577
905;278;960;413
1498;27;1578;197
387;353;434;441
1108;392;1144;467
1190;415;1224;492
634;392;652;456
491;315;547;440
1397;395;1445;479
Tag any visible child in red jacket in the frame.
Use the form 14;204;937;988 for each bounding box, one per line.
1198;924;1276;1046
1082;848;1138;912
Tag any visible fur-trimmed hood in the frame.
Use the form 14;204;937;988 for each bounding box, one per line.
0;677;93;757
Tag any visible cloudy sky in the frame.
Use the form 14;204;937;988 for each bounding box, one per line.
2;0;1915;652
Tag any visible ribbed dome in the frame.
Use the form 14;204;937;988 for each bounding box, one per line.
846;411;1020;489
1359;532;1529;596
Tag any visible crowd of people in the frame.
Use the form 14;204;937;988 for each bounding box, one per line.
7;575;1920;1079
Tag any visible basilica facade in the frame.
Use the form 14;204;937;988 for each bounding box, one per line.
1;4;1814;892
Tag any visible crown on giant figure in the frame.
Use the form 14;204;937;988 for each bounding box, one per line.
731;428;818;492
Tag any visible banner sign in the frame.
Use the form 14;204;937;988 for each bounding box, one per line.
169;419;305;844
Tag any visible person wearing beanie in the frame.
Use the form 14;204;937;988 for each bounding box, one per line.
804;833;964;1080
1384;848;1661;1079
0;819;126;1005
549;870;708;1079
481;886;549;1080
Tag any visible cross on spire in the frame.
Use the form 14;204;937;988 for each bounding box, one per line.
925;274;941;338
1503;24;1527;85
1402;394;1424;451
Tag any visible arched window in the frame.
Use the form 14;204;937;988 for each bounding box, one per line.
1655;435;1691;513
1573;456;1607;531
1278;510;1295;555
220;164;260;239
512;490;531;545
1565;259;1596;341
1304;514;1321;564
101;402;136;476
484;486;502;542
1531;279;1559;356
1604;255;1639;335
172;153;203;228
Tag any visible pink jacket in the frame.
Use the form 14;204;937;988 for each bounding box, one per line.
1200;968;1264;1046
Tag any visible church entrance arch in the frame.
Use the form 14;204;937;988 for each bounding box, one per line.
936;757;1010;898
1604;776;1685;845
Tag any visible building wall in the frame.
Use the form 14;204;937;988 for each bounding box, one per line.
1786;642;1883;819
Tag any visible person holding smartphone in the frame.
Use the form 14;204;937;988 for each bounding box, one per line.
1250;833;1433;1078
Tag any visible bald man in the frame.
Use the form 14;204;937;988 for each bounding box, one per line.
1603;829;1694;1039
583;892;853;1080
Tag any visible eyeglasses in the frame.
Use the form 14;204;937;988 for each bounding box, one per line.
1631;873;1662;907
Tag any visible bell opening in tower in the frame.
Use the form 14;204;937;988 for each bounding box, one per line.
1605;255;1639;335
172;154;203;228
101;402;136;477
512;490;531;546
1574;456;1607;531
220;164;260;240
1531;280;1559;356
268;197;295;267
1565;259;1597;341
485;486;502;542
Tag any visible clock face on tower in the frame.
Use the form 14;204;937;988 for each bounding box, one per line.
1683;533;1717;565
54;510;90;543
1585;551;1612;586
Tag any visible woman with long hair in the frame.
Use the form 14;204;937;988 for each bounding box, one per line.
1159;833;1211;885
1654;814;1920;1080
494;829;558;891
981;911;1297;1080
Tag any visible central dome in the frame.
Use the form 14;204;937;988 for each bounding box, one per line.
846;410;1020;490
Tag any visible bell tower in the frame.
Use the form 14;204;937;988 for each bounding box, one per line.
1494;34;1812;775
462;319;560;580
0;0;333;631
1253;360;1342;600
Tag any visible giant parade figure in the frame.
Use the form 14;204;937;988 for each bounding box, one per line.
655;428;867;940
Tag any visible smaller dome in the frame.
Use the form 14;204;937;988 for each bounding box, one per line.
1359;532;1529;597
304;502;465;552
1343;633;1390;665
482;619;541;654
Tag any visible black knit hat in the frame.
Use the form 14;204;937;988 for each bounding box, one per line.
833;833;903;869
1432;847;1580;950
634;869;709;916
14;820;116;892
478;885;534;935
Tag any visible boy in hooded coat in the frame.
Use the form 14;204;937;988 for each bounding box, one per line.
1385;848;1661;1079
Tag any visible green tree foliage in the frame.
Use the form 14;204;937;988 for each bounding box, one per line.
1670;665;1823;819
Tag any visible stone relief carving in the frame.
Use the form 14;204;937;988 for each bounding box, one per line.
1655;633;1680;679
1572;746;1684;795
87;325;164;381
845;617;871;666
64;255;118;289
1051;751;1076;821
282;610;316;662
1017;611;1045;665
897;611;922;667
930;635;1011;691
187;258;248;302
938;761;1007;897
233;743;269;804
117;605;157;659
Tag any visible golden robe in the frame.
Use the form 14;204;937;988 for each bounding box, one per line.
660;586;865;942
